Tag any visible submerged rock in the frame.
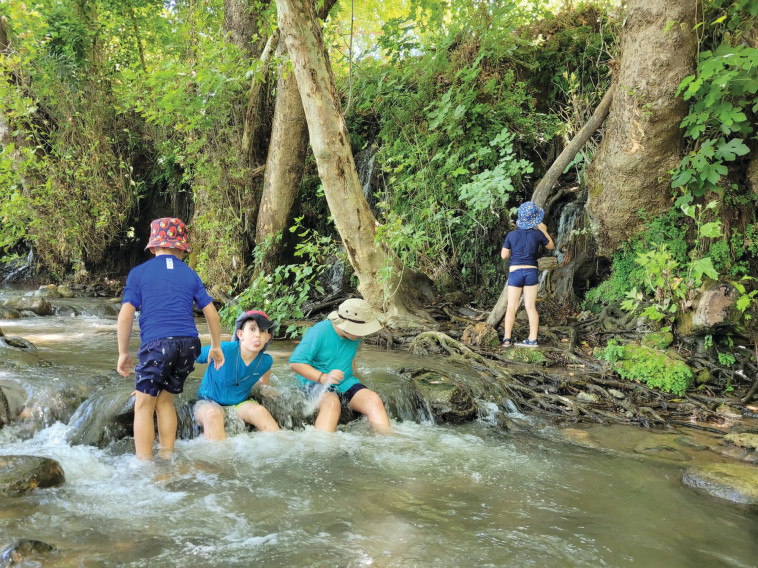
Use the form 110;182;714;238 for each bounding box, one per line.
0;455;65;497
1;539;56;565
404;368;477;424
682;463;758;504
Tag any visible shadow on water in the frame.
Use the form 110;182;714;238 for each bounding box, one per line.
1;292;758;567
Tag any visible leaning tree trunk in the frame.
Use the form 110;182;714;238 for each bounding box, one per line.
585;0;697;256
254;0;338;273
276;0;430;328
254;41;310;273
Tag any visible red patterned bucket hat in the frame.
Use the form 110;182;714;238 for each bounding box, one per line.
145;218;192;252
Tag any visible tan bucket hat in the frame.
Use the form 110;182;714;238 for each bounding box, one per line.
328;298;382;337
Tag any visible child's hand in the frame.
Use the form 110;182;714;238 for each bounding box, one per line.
208;346;225;370
537;222;547;231
323;369;344;385
117;353;133;377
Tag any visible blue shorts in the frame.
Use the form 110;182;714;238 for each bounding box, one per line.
302;382;367;404
135;336;201;396
508;268;538;288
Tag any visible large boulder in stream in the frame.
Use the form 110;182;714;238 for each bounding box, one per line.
404;368;477;423
2;296;53;316
682;463;758;504
0;387;11;429
66;385;135;447
0;455;65;497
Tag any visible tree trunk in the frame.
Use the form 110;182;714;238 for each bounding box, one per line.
254;41;310;273
276;0;431;328
241;30;279;167
585;0;697;256
223;0;267;58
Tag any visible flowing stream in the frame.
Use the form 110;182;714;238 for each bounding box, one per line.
1;290;757;567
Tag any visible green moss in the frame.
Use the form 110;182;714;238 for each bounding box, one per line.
641;331;674;350
502;347;551;365
597;341;694;396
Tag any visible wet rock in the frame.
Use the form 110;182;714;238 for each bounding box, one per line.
0;306;22;319
608;389;625;399
461;322;499;348
674;436;708;451
725;433;758;450
0;455;65;497
634;438;690;462
66;385;136;448
682;463;758;504
405;368;477;424
577;392;599;404
716;404;742;420
711;433;758;464
3;296;53;316
0;336;37;352
57;284;75;298
1;539;55;565
0;387;10;429
35;285;61;299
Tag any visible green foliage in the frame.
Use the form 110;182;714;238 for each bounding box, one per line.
597;340;694;397
219;219;343;338
342;3;613;297
583;209;689;312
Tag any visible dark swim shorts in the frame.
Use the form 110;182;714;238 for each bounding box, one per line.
302;381;367;405
135;336;201;396
508;268;539;288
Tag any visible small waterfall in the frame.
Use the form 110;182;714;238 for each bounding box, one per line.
2;249;34;285
355;146;377;200
554;201;582;265
323;260;345;295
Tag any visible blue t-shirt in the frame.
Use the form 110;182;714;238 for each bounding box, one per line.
122;255;214;344
502;228;549;267
197;342;273;406
289;319;361;394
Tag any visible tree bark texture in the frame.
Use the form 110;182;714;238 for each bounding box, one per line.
585;0;697;256
254;41;310;272
223;0;268;58
276;0;429;327
241;29;279;166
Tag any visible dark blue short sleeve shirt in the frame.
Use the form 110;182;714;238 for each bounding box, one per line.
502;228;549;266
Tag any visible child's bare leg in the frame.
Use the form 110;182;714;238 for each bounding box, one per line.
195;401;227;441
133;391;158;460
503;285;522;341
523;284;539;340
349;389;391;433
314;392;341;432
154;390;177;453
236;401;279;432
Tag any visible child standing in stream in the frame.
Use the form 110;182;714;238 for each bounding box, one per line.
116;217;224;460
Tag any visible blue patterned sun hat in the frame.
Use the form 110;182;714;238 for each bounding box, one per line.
516;201;544;229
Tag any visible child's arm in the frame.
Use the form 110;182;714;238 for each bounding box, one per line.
116;303;136;377
500;247;511;260
290;362;344;385
537;222;554;250
201;303;225;370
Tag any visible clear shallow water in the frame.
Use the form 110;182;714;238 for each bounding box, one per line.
1;293;757;567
